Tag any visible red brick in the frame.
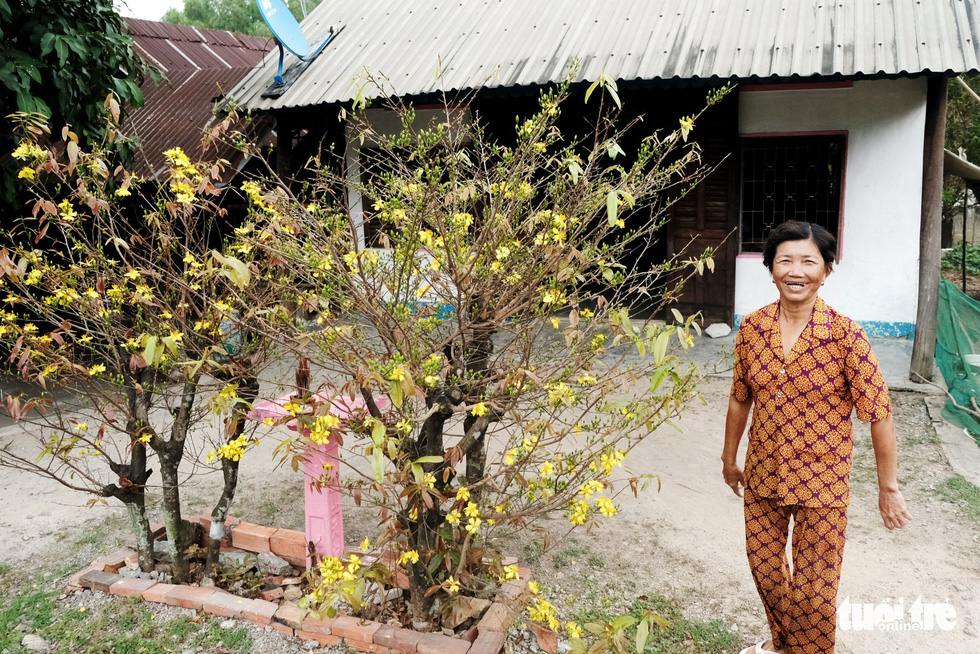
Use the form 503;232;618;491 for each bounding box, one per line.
349;639;390;653
96;548;136;572
469;631;505;654
298;631;342;646
496;579;529;606
332;615;382;642
375;625;424;653
241;599;279;626
302;613;338;635
165;585;217;610
143;583;177;604
67;564;101;592
417;633;471;654
79;569;122;593
270;621;294;636
274;603;304;630
231;522;278;553
260;587;284;601
203;591;249;619
462;626;479;644
109;577;157;597
478;603;518;632
269;529;308;566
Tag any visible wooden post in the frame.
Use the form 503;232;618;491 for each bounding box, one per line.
910;77;948;383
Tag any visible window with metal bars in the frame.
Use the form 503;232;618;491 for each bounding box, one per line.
739;134;845;253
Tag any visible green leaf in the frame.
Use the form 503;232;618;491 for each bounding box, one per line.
584;79;601;105
610;615;636;631
389;379;402;408
143;335;158;367
649;366;670;392
652;330;670;365
370;419;385;445
55;39;68;67
110;236;130;252
670;308;683;324
371;448;384;483
606;190;619;226
212;250;251;289
635;617;649;654
414;455;443;464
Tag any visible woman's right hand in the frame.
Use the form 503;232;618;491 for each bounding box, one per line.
722;460;745;497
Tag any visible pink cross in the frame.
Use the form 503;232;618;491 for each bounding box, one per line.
249;392;387;566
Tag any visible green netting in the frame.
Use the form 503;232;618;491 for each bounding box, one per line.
936;278;980;443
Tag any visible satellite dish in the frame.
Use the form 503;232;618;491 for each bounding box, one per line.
255;0;341;86
256;0;309;58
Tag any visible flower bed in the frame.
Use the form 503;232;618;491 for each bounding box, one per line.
67;516;532;654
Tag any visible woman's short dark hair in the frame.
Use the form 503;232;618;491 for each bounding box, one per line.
762;221;837;272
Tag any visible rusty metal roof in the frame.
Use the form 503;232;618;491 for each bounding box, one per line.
228;0;980;112
123;18;273;179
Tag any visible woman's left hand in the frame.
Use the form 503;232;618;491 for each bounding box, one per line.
879;488;912;530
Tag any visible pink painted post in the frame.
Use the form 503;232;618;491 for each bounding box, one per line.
301;435;344;562
248;392;387;568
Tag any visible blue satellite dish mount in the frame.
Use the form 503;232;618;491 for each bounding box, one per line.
256;0;342;86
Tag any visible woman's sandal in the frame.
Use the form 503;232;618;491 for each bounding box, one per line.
738;641;780;654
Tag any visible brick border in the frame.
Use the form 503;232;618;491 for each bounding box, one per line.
70;523;533;654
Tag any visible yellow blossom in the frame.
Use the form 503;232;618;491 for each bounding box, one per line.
360;537;371;552
568;500;589;525
566;622;584;639
446;576;460;594
540;461;555;477
551;318;560;329
76;422;88;432
464;502;479;518
457;486;470;502
504;449;517;465
87;363;106;376
528;581;540;595
471;402;489;417
503;565;520;580
465;516;482;534
17;167;35;180
114;187;131;197
595;496;618;517
398;550;420;565
445;509;461;525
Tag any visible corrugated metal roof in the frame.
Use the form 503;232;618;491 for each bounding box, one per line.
122;19;273;179
229;0;980;112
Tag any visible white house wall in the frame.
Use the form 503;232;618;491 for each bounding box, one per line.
735;78;928;337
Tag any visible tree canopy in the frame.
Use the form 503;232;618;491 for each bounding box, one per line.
0;0;149;202
161;0;324;37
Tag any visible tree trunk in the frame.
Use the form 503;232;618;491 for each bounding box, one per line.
127;502;155;572
204;376;259;576
158;378;197;583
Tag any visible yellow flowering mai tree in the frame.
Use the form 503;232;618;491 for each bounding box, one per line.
235;78;729;630
0;105;275;582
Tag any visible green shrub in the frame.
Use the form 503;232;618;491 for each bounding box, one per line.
942;244;980;275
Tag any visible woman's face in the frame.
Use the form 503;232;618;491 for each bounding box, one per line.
771;237;830;306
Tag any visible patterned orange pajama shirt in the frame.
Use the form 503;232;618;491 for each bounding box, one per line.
731;297;891;654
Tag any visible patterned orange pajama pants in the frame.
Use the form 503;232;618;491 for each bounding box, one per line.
744;488;848;654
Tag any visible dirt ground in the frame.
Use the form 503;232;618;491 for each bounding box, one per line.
1;374;979;653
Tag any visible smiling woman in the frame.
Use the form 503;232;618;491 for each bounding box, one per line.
721;221;912;654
